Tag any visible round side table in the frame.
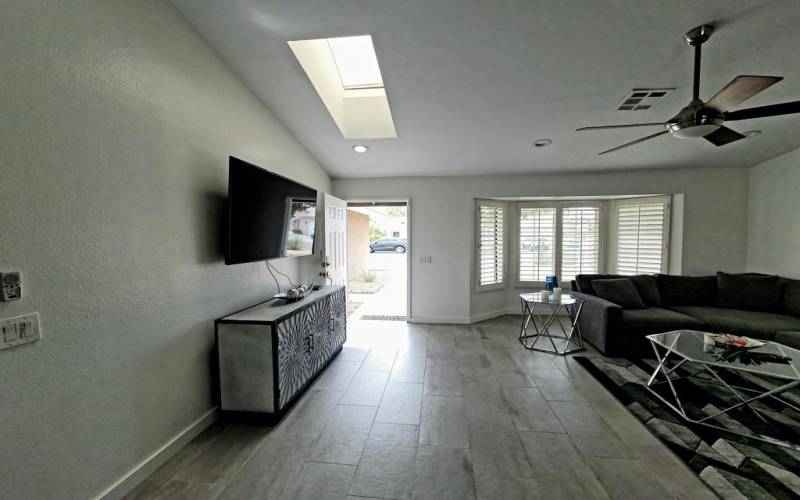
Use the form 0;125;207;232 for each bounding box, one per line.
519;292;585;355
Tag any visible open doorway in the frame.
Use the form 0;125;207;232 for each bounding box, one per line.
346;201;409;320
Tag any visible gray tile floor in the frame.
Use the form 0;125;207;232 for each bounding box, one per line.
126;316;716;500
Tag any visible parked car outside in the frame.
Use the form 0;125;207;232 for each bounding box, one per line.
369;238;407;253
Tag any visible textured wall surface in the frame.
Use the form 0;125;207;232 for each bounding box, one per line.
334;166;750;322
0;0;330;498
747;146;800;278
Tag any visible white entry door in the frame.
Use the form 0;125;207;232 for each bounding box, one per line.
323;193;347;286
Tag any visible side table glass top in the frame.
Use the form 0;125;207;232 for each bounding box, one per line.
648;330;800;381
519;292;582;306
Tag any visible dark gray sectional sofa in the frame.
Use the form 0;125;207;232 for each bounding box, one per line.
571;272;800;357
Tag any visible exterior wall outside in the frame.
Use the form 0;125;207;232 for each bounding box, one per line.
347;210;370;280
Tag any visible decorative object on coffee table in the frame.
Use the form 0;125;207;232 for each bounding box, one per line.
519;291;584;355
647;329;800;449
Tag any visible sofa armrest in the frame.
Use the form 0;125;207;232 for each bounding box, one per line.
572;292;624;356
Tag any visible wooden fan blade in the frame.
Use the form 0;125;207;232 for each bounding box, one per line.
706;75;783;111
577;123;665;131
598;130;669;155
704;126;746;146
724;100;800;121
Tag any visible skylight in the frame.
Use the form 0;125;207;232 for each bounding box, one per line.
327;35;384;89
288;35;396;139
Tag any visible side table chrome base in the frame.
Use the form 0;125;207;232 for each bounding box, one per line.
519;298;584;356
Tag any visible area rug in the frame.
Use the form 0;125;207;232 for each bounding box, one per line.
575;356;800;499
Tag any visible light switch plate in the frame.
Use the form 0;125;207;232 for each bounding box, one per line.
1;312;40;350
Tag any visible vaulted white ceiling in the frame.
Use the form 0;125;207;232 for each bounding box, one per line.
172;0;800;178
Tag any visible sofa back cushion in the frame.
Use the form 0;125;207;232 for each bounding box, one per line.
575;274;621;295
717;272;781;312
628;275;663;307
779;279;800;317
656;274;717;306
591;279;647;309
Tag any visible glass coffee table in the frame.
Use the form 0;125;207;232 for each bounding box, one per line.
519;292;584;355
647;330;800;448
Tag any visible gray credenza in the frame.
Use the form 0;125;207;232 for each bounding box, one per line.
215;285;346;421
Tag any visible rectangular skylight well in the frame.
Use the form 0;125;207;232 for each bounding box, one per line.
288;35;396;138
327;35;384;89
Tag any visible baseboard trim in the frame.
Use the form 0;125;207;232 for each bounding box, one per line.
407;316;472;324
95;407;219;500
409;309;521;325
469;309;509;323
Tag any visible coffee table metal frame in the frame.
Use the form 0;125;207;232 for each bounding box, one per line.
647;331;800;449
519;292;585;355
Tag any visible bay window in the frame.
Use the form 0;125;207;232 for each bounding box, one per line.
475;195;671;292
516;202;601;286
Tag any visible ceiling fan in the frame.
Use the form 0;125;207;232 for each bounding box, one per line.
577;25;800;155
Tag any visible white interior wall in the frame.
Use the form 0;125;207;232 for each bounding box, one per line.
334;167;749;322
0;1;330;498
746;146;800;278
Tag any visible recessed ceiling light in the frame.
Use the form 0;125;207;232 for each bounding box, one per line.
352;145;369;153
744;130;762;137
533;139;552;148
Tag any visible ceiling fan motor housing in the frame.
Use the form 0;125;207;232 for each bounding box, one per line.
667;99;723;138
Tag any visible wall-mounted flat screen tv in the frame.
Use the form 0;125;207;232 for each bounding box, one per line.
226;156;317;264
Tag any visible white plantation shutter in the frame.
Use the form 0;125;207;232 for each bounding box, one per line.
616;197;670;275
561;206;600;283
477;202;505;288
519;206;556;282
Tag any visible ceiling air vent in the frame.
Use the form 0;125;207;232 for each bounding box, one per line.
617;88;674;111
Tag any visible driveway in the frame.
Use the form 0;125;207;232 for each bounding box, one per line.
348;252;407;318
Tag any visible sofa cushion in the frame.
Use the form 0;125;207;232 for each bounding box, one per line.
621;307;705;338
592;279;646;309
780;279;800;318
575;274;621;295
669;306;800;340
629;275;662;307
717;272;781;312
656;274;717;306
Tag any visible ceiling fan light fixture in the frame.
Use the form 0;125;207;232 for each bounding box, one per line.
667;111;724;139
669;123;721;138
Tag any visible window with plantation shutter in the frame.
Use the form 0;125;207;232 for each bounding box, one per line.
477;201;505;290
561;206;600;283
518;206;556;282
615;197;670;275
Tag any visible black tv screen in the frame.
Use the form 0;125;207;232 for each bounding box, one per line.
226;156;317;264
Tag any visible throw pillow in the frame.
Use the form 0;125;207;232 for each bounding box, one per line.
717;272;781;312
591;278;647;309
656;274;717;306
574;274;620;295
629;275;662;307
